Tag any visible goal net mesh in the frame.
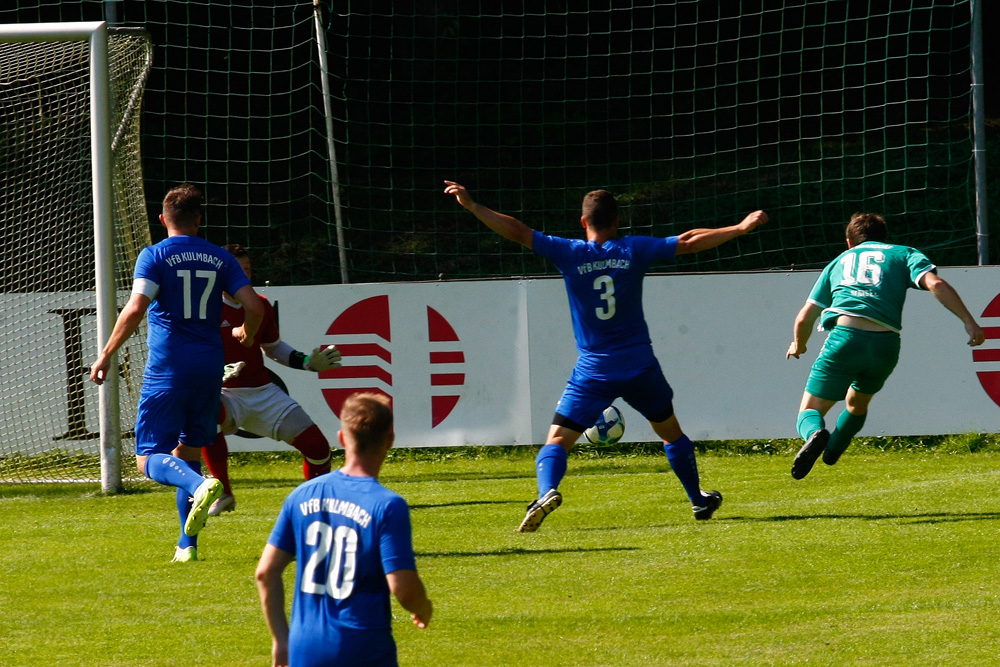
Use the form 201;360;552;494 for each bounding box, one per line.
0;28;153;484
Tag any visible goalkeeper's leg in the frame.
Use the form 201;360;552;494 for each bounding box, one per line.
202;431;233;496
286;423;332;479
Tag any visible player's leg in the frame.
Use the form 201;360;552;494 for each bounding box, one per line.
134;388;208;497
204;397;237;515
791;392;836;479
622;364;719;519
172;448;203;562
823;389;873;465
648;414;721;520
793;328;853;479
277;407;332;480
824;331;899;465
516;421;579;533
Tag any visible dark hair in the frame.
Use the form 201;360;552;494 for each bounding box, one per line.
223;243;250;259
845;212;888;245
581;190;619;230
162;183;204;228
340;393;393;454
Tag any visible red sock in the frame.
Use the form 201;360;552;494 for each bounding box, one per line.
202;431;233;495
291;425;332;480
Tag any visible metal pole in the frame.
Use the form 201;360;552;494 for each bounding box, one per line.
313;0;350;284
970;0;989;265
90;23;123;493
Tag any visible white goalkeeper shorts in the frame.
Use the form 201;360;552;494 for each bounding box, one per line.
220;383;315;443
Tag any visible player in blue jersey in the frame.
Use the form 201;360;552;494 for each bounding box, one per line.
786;212;985;479
90;183;265;561
256;392;432;667
445;181;767;531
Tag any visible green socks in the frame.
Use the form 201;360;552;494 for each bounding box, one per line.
827;409;866;457
796;409;824;441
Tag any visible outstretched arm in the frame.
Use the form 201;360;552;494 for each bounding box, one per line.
444;181;534;248
921;273;986;347
786;302;823;359
675;210;768;255
264;341;342;372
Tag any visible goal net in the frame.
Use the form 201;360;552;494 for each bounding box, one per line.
0;27;153;485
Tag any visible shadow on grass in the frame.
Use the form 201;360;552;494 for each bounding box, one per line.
410;499;525;510
724;511;1000;524
417;546;639;559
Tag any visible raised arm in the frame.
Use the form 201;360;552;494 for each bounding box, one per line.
444;181;534;248
674;210;768;255
786;302;823;360
921;273;986;347
386;568;433;629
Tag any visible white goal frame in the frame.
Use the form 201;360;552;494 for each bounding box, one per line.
0;22;121;492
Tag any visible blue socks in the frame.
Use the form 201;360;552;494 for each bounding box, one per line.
145;453;205;497
535;444;568;497
663;435;702;506
796;409;825;442
175;460;202;549
827;410;866;456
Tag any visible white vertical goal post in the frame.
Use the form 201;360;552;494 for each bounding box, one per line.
0;22;152;493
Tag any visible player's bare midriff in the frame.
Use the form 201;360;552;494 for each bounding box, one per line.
835;314;893;332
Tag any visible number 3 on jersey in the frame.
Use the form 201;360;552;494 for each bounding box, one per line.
176;269;216;319
839;250;884;286
593;275;616;320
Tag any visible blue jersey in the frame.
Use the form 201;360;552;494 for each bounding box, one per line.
533;230;678;379
133;235;249;389
267;471;417;667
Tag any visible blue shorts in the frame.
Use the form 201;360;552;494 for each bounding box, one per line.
134;378;222;455
554;361;675;431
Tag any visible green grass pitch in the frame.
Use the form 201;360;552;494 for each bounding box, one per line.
3;445;1000;666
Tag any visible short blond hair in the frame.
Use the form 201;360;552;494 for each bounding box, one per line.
340;393;393;454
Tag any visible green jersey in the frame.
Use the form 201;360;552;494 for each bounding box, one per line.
808;241;936;332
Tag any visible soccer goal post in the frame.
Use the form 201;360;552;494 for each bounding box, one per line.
0;22;152;493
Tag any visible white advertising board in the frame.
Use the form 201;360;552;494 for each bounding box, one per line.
5;267;1000;454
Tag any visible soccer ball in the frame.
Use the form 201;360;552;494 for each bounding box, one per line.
583;405;625;445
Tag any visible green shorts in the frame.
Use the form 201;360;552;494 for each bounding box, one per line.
805;326;901;401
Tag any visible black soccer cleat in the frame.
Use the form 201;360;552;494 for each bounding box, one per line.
692;489;723;521
792;429;830;480
516;488;562;533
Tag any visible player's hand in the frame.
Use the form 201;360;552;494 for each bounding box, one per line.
411;599;432;629
739;210;768;233
89;356;110;385
306;345;342;372
786;340;805;359
271;639;289;667
443;180;475;210
232;324;254;347
222;361;246;383
966;322;986;347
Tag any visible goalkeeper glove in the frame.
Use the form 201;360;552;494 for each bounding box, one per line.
306;345;342;372
222;361;246;383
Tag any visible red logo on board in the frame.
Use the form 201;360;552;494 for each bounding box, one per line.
317;295;465;426
973;293;1000;406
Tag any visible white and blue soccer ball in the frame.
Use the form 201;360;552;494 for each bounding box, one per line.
583;405;625;446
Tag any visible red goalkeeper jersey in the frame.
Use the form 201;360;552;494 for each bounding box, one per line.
221;294;280;388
